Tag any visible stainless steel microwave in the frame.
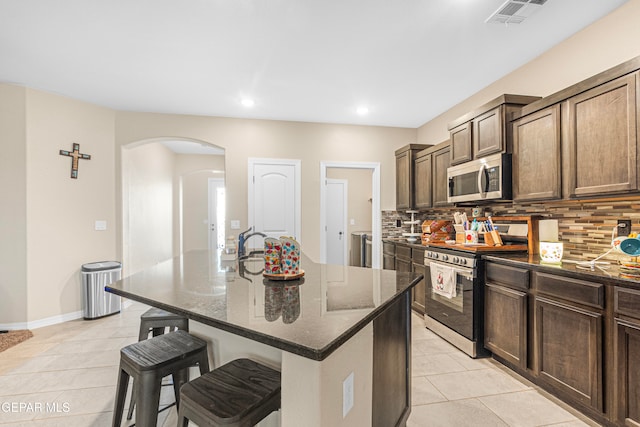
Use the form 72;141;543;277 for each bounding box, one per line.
447;153;512;203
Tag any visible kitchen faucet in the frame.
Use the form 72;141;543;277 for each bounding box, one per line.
237;226;267;259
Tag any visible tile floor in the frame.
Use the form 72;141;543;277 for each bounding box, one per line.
0;303;601;427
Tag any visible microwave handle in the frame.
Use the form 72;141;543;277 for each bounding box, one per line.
477;163;487;196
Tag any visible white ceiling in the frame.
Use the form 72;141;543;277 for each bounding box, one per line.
0;0;628;128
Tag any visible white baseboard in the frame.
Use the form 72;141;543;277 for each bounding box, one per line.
0;310;84;331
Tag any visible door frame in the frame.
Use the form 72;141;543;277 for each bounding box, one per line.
248;158;302;242
208;178;225;251
325;178;349;265
320;161;381;268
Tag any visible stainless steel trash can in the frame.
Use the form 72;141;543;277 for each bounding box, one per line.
81;261;122;320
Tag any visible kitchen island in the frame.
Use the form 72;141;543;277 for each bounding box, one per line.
106;250;422;427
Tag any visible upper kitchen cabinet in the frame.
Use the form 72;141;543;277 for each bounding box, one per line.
513;56;640;201
395;144;430;210
432;143;452;207
564;72;639;198
448;95;541;166
512;104;562;201
413;141;451;209
414;148;432;209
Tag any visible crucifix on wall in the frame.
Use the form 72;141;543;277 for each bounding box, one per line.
59;143;91;179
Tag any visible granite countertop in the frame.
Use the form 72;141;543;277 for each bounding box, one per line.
483;253;640;288
382;237;426;249
106;250;422;361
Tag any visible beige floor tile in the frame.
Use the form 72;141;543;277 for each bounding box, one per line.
412;376;447;406
428;368;531;400
0;367;118;397
41;338;129;356
479;390;578;427
413;336;459;355
448;352;497;371
0;343;57;361
407;398;509;427
33;386;116;420
412;353;467;376
540;421;593;427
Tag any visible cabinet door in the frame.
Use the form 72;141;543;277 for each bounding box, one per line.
432;146;451;207
450;122;472;165
396;257;411;273
411;262;426;315
474;106;504;158
565;72;639;197
614;318;640;427
512;105;562;201
534;296;603;411
485;283;527;370
396;150;412;209
383;254;396;270
414;153;432;209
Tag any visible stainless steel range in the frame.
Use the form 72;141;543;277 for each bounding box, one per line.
423;246;489;358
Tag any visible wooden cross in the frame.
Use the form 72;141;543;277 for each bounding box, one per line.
59;143;91;179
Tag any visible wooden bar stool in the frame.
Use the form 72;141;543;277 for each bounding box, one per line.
138;307;189;341
127;307;190;420
177;358;281;427
112;330;209;427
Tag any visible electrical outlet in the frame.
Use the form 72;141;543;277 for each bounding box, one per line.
618;219;632;237
343;372;354;418
396;219;402;227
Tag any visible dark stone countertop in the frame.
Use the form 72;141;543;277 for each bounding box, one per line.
482;253;640;289
106;250;422;361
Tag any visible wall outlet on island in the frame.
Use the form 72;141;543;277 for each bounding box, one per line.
343;372;354;418
396;219;402;227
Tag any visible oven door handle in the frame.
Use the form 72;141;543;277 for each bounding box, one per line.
427;260;474;280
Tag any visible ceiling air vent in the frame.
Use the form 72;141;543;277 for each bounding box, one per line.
485;0;549;24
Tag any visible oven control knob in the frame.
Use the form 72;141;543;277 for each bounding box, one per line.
461;258;467;265
433;253;439;259
453;257;459;263
442;255;448;261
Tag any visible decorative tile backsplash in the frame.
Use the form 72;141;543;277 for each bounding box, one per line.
383;198;640;261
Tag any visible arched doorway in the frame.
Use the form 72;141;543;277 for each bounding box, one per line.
121;138;225;275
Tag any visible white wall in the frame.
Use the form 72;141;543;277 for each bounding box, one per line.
25;88;116;323
122;142;175;276
417;0;640;145
0;84;27;325
114;114;416;262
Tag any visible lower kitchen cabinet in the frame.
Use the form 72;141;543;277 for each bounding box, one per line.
613;286;640;426
485;283;527;370
411;247;426;315
534;296;603;412
396;244;426;315
484;262;530;370
382;241;396;270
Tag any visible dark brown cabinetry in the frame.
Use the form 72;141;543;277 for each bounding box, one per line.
411;248;426;315
432;144;452;207
564;72;639;197
533;273;605;413
395;144;430;210
413;141;452;209
512;104;562;201
414;150;432;209
484;263;529;370
382;241;396;271
395;243;426;315
613;287;640;426
448;95;541;166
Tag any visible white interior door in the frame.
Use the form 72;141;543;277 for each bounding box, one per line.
208;178;225;251
325;179;348;265
249;159;301;248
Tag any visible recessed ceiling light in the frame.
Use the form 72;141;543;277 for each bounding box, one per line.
241;98;255;108
356;106;369;115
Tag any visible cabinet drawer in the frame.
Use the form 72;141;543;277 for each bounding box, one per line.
533;272;604;309
396;245;411;260
382;241;396;256
615;287;640;320
486;262;529;291
412;248;425;264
